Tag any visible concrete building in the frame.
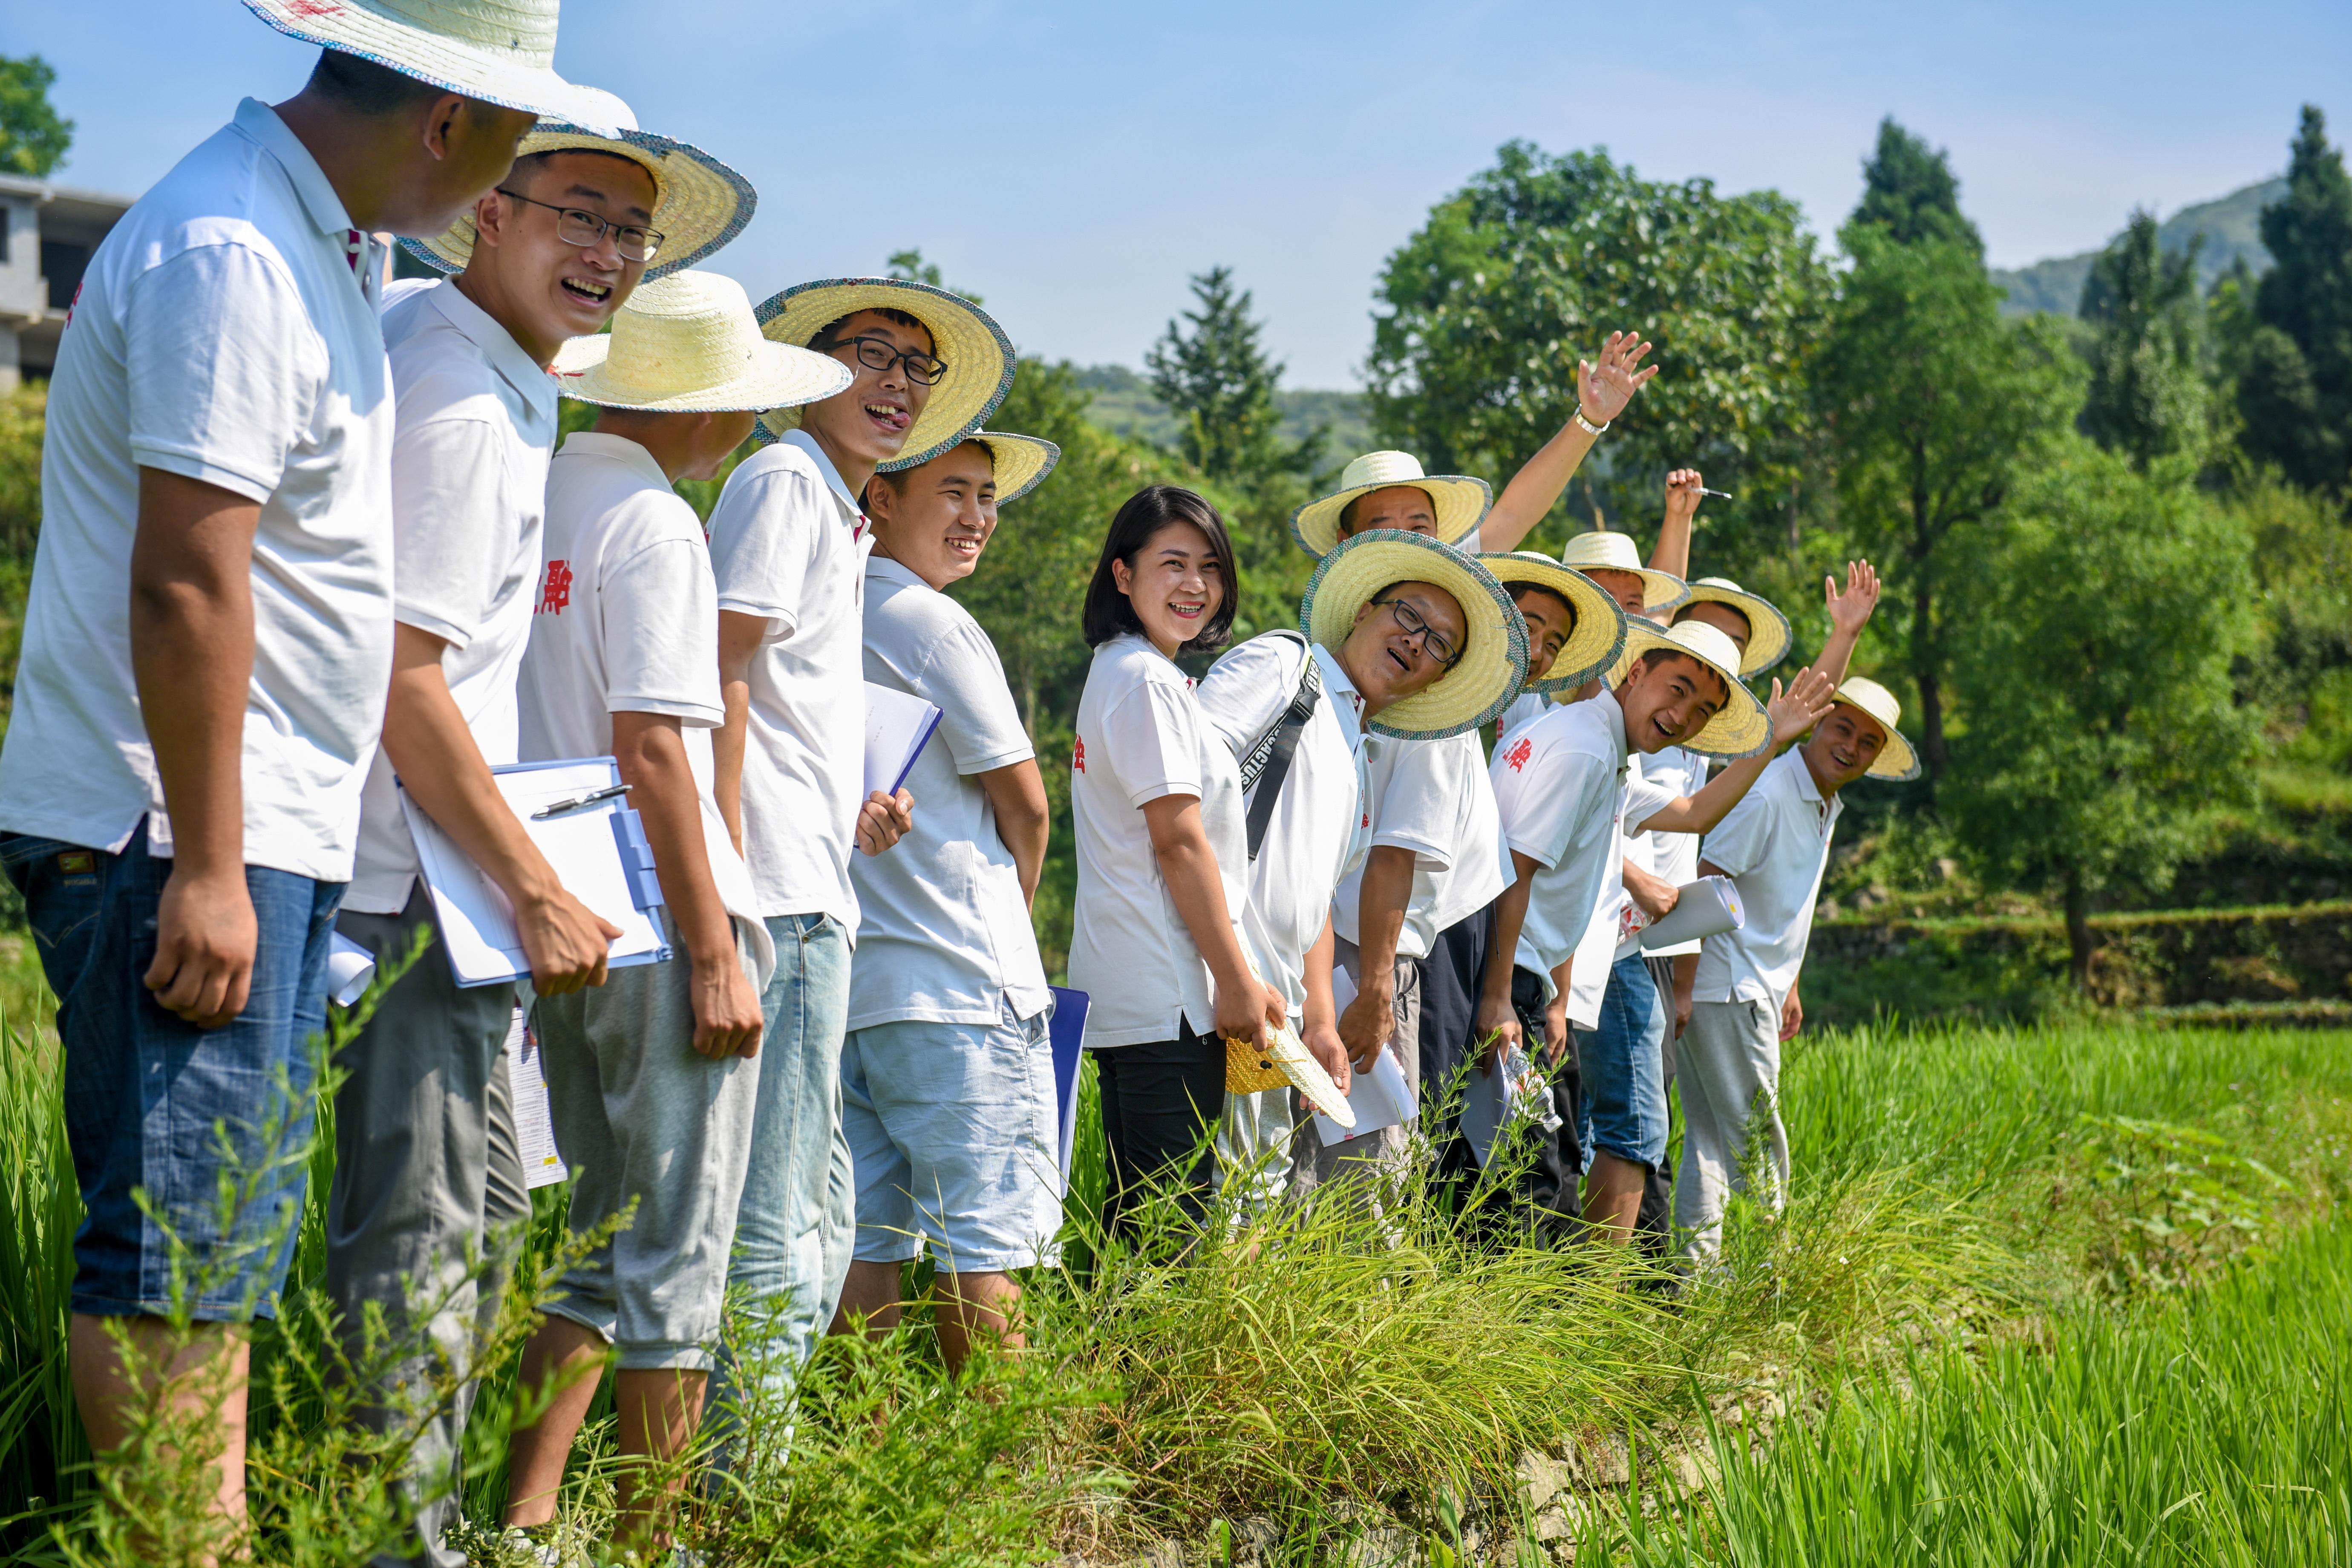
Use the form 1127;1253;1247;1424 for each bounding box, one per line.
0;173;136;392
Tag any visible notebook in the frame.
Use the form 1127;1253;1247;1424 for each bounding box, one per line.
864;681;945;798
1048;986;1090;1188
1634;874;1745;952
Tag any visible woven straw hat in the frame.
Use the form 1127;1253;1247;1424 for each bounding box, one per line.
551;271;850;413
1672;576;1793;676
1829;677;1921;781
1558;530;1689;612
1608;618;1773;758
1227;1024;1354;1126
752;278;1015;468
1478;552;1627;695
403;92;753;282
878;429;1059;505
1290;451;1491;559
1300;530;1528;741
242;0;621;132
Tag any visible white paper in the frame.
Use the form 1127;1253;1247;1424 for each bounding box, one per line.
1459;1042;1557;1169
327;933;377;1008
1636;875;1744;952
863;682;943;798
1313;1047;1416;1148
401;759;669;988
504;1007;568;1189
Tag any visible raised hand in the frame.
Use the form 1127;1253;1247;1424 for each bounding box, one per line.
1826;559;1881;637
1663;468;1705;527
1575;330;1659;427
1764;667;1838;744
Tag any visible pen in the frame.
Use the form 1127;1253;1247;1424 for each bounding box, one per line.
1698;487;1735;501
531;782;631;819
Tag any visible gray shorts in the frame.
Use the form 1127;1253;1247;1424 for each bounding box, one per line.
535;916;762;1370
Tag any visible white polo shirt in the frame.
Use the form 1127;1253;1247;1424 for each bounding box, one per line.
0;98;393;882
518;431;772;986
704;429;870;930
1563;759;1680;1029
1635;745;1709;958
1333;729;1506;961
1490;685;1630;998
1694;747;1842;1009
1067;633;1247;1048
345;278;557;914
1497;689;1555;742
846;555;1049;1032
1196;634;1370;1020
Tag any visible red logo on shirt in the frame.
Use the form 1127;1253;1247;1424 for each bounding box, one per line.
1503;737;1533;772
1072;737;1087;774
537;560;573;615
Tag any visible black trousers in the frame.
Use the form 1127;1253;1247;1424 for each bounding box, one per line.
1093;1023;1224;1242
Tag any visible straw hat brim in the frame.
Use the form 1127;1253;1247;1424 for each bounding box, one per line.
551;333;851;413
875;430;1059;506
240;1;623;132
1608;622;1773;758
403;125;755;282
752;278;1015;468
1674;582;1793;675
1300;530;1529;741
1478;553;1628;695
1289;474;1491;559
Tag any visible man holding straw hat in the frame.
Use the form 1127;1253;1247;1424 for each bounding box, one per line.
1677;676;1918;1265
329;87;754;1568
1197;530;1529;1205
498;271;847;1556
0;0;609;1534
708;277;1015;1393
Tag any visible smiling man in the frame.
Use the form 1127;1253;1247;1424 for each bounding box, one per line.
707;278;1015;1398
1676;677;1918;1263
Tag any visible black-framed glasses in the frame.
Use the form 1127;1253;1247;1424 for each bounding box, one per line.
832;334;948;386
495;188;664;263
1373;596;1463;669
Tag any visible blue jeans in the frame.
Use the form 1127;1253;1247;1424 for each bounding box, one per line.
2;821;341;1320
723;913;853;1375
1577;950;1670;1171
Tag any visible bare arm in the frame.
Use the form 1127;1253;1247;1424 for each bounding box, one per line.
1141;792;1280;1050
1299;913;1350;1089
130;469;261;1028
1635;671;1836;836
611;710;762;1059
1337;844;1415;1067
1624;857;1679;921
1474;849;1542;1067
1811;561;1881;691
975;758;1049;906
1649;469;1703;579
383;623;619;993
1543;958;1573;1068
714;609;767;857
1475;331;1659;554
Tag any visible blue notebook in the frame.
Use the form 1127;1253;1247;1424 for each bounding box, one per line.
1049;986;1090;1182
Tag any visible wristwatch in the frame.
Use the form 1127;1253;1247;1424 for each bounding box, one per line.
1573;407;1609;437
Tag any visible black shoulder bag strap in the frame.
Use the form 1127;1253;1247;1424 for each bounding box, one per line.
1235;631;1323;862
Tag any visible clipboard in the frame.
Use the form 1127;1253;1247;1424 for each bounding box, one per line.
865;681;945;798
1048;986;1089;1187
400;757;671;988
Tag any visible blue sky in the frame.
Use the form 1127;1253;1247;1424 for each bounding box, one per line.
9;1;2347;386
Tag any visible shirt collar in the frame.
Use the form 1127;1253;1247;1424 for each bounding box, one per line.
1787;746;1827;805
1590;683;1631;769
779;429;862;522
866;553;929;593
233;98;358;243
559;430;673;489
1309;642;1368;752
419;278;559;421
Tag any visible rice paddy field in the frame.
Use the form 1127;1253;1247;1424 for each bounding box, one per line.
0;922;2348;1566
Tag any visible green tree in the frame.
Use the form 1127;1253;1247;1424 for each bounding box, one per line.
1365;140;1829;556
1145;266;1289;484
1944;443;2262;986
1813;223;2081;786
0;56;70;178
1850;117;1981;255
2240;105;2352;493
885;247;981;304
2078;210;2206;467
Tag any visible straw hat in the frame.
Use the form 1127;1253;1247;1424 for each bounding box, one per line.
1828;677;1921;781
241;0;622;132
403;91;754;282
1672;576;1793;676
1478;552;1627;695
1290;451;1490;559
877;429;1060;505
1227;1024;1354;1126
1608;618;1773;759
1558;530;1689;612
1300;530;1528;741
752;278;1015;468
551;271;850;413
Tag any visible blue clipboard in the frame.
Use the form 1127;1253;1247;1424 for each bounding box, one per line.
1049;986;1090;1182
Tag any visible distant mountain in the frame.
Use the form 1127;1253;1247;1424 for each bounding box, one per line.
1992;177;2286;317
1073;364;1372;460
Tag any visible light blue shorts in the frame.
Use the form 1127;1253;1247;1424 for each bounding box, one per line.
840;995;1062;1273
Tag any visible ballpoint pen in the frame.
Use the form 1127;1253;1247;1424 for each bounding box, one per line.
531;782;632;819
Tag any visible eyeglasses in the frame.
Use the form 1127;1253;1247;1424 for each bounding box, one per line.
830;334;948;387
495;189;664;263
1373;596;1462;669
